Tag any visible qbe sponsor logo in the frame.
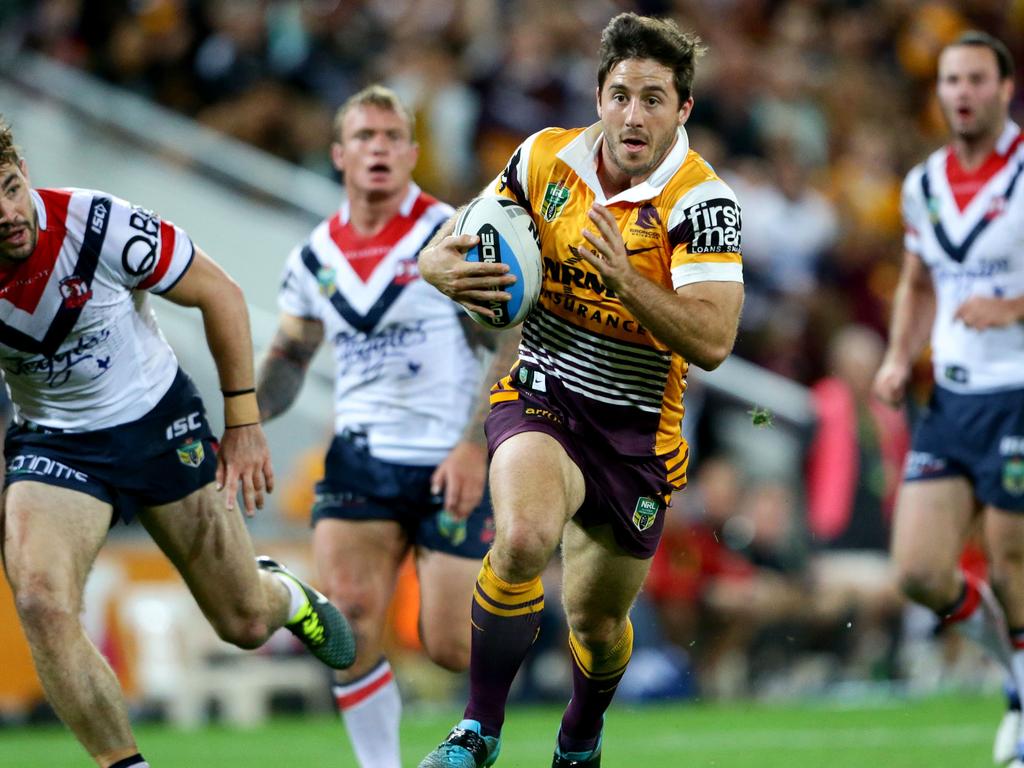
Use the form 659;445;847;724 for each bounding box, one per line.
684;198;740;254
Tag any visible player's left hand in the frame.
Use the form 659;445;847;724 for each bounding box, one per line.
955;296;1022;330
577;203;636;292
430;440;487;521
216;424;275;516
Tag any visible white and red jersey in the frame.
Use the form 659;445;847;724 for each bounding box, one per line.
903;121;1024;393
278;183;482;465
0;188;194;430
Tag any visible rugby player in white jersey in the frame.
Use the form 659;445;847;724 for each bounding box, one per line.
874;32;1024;767
256;85;514;768
0;117;355;768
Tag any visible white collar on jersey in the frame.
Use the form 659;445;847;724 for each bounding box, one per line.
30;189;48;231
555;121;690;205
337;182;422;225
995;120;1021;155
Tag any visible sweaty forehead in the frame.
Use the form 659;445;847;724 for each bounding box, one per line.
604;58;675;91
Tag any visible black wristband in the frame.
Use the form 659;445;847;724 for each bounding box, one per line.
224;422;259;429
222;387;256;398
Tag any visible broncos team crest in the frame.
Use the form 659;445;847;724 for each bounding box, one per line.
176;438;205;468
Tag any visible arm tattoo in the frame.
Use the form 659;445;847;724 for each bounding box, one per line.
256;329;320;421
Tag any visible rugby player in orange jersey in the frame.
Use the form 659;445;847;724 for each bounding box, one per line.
415;12;744;768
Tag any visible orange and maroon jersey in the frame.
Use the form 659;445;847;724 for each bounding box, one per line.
487;124;742;474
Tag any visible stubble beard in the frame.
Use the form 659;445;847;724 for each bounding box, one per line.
609;130;677;181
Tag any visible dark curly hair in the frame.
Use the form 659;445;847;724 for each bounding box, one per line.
597;13;706;106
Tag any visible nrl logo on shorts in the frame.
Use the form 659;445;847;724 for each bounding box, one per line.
632;496;660;532
541;181;570;222
176;438;205;468
316;267;337;298
1003;457;1024;496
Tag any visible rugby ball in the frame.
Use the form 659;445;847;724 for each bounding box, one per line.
454;196;541;329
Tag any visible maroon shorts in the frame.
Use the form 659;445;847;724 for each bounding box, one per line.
485;396;679;559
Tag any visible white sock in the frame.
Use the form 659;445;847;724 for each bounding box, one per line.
333;659;402;768
272;572;307;623
1011;653;1024;705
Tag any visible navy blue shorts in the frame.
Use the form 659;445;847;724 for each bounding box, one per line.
484;396;680;560
4;369;217;525
905;385;1024;511
311;432;494;558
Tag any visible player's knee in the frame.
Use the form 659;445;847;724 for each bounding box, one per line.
322;580;375;627
565;609;625;650
895;564;948;608
492;526;556;581
14;583;76;641
423;633;470;672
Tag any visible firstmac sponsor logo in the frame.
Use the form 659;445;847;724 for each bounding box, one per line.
684;198;741;254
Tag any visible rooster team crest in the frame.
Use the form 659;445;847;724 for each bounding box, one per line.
1004;457;1024;497
59;276;93;309
632;496;660;532
541;181;570;222
316;267;337;298
176;438;205;468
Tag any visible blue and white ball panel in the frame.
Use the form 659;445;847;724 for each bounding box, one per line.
454;196;541;329
905;384;1024;511
464;223;530;328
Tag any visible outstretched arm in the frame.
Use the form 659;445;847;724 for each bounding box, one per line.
162;247;274;515
256;314;325;421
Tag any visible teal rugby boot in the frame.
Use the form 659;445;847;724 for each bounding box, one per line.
418;719;502;768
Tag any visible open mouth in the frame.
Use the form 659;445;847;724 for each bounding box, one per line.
368;163;391;174
956;106;973;119
622;137;648;153
1;226;26;246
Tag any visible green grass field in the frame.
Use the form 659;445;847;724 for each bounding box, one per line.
0;693;1004;767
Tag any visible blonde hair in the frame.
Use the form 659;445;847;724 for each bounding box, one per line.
333;85;415;143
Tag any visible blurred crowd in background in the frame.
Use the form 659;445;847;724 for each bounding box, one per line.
5;0;1024;705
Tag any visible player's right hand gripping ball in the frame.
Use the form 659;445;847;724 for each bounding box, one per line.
454;196;541;329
